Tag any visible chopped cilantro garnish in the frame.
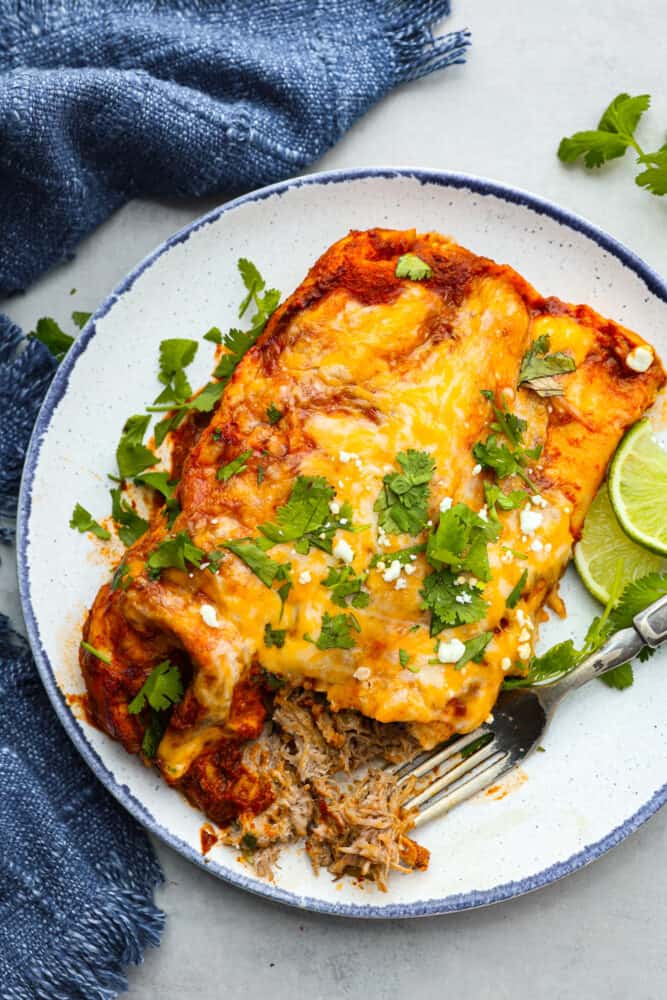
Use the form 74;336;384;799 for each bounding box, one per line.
321;565;370;609
506;569;528;610
473;390;541;490
454;632;492;670
395;253;433;280
116;414;158;479
426;502;499;582
127;659;184;759
257;466;266;486
135;472;180;526
484;483;528;514
155;338;198;405
111;562;131;591
237;258;281;321
518;334;576;397
217;449;253;482
203;326;223;343
224;538;292;605
264;623;287;648
110;488;149;546
240;831;259;853
374;450;435;536
70;503;110;540
147;531;205;578
80;640;111;664
398;648;411;668
419;569;488;636
266;403;284;425
259;476;350;554
368;544;425;568
29;317;74;362
71;310;92;330
305;612;360;650
128;660;184;714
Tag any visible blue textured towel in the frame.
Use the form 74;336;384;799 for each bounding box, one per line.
0;0;469;296
0;2;468;995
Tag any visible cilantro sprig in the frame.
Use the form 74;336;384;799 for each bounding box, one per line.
558;93;667;198
322;565;370;609
518;334;576;398
70;503;110;541
505;569;667;691
473;390;541;490
304;612;360;650
30;317;74;362
395;253;433;281
218;449;253;482
259;476;355;555
128;660;184;758
116;415;158;479
147;531;205;578
374;450;436;536
110;488;149;546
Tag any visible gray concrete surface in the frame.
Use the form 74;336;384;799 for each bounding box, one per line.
2;1;666;996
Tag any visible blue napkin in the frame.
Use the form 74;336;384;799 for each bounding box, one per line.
0;3;468;994
0;0;469;296
0;318;164;999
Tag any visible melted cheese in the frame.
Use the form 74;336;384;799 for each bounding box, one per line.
85;228;665;777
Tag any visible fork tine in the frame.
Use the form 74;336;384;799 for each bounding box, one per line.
412;753;510;828
404;739;500;810
390;727;489;781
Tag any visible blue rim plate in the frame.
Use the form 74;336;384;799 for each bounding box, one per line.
17;167;667;918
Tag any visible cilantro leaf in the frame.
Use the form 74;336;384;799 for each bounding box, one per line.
518;335;576;396
135;472;181;526
224;538;292;591
70;503;110;540
558;93;650;168
369;544;425;568
454;631;492;670
264;623;287;648
600;662;634;690
266;403;284;425
503;640;578;688
217;449;253;482
110;488;149;546
395;253;432;280
474;391;540;489
72;310;92;330
426;502;499;582
203;326;223;343
147;531;205;578
506;569;528;610
306;612;360;650
374;450;435;536
484;483;528;513
116;414;158;479
29;317;74;362
259;476;336;552
607;572;667;632
140;712;169;758
636;149;667;196
158;338;198;391
399;648;411;668
420;569;488;636
80;640;111;664
213;327;260;384
321;565;370;609
128;660;184;714
111;562;131;591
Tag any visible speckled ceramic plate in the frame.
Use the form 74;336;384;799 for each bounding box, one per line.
17;168;667;917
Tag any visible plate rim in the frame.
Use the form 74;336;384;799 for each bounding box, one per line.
16;165;667;918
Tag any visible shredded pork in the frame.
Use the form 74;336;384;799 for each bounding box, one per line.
219;688;429;891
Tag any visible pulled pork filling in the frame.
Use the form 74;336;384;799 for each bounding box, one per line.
218;688;430;891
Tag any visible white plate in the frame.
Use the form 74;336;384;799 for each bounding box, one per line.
18;168;667;917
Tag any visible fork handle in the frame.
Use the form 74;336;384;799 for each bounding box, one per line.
543;626;645;703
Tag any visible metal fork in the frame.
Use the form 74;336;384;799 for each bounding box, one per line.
393;594;667;828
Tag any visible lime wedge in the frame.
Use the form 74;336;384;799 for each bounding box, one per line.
608;418;667;556
574;480;666;603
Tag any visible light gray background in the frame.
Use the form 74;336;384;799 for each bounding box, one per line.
2;1;666;997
